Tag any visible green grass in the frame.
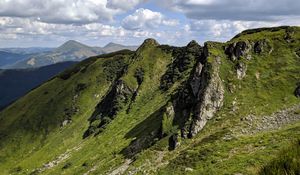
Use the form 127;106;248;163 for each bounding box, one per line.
0;27;300;175
259;139;300;175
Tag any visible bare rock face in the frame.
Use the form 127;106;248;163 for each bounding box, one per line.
236;62;247;79
189;54;224;137
225;41;251;61
189;62;203;96
254;39;272;54
170;44;224;140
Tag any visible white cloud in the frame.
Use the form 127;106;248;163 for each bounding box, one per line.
0;0;121;24
107;0;146;11
122;8;179;30
159;0;300;21
186;18;300;42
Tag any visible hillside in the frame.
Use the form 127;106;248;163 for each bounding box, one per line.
0;51;31;68
0;26;299;175
9;41;137;69
0;61;77;110
102;42;138;53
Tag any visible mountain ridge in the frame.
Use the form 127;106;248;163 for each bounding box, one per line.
0;26;299;175
8;40;138;69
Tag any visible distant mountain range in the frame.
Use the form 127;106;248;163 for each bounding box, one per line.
0;47;53;55
0;47;53;68
0;41;137;109
0;51;31;68
4;40;138;69
0;61;77;110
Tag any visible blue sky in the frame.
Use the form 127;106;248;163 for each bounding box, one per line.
0;0;299;47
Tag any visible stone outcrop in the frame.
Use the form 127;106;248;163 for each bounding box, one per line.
225;41;251;61
83;80;134;138
254;39;272;54
189;50;224;137
236;62;247;79
171;44;224;139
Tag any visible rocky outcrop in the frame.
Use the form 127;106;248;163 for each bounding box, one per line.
189;51;224;137
160;40;203;91
225;41;251;61
236;62;247;79
254;39;272;54
170;44;224;139
83;80;134;138
284;27;295;43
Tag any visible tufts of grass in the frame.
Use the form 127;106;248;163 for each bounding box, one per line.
259;140;300;175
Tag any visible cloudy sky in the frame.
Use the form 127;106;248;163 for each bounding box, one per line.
0;0;299;47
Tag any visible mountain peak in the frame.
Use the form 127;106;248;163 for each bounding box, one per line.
103;42;123;48
137;38;159;52
187;40;199;47
142;38;159;46
56;40;89;52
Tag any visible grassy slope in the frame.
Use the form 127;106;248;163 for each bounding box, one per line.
0;43;174;175
0;27;299;175
0;50;134;174
155;27;300;174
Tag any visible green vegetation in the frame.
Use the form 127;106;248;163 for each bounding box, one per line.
0;26;299;175
259;140;300;175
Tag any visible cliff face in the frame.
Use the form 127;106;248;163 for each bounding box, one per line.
166;44;224;141
189;50;224;137
0;26;300;175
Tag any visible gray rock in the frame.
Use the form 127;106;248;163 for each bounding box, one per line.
236;62;247;79
189;55;224;137
189;62;203;96
254;41;263;53
254;40;272;54
225;41;251;61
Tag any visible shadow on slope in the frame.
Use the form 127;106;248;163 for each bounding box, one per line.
120;106;165;159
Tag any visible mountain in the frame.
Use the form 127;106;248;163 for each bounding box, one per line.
102;42;138;53
0;47;53;55
0;26;299;175
0;51;31;68
0;61;77;110
9;40;103;69
9;40;137;69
